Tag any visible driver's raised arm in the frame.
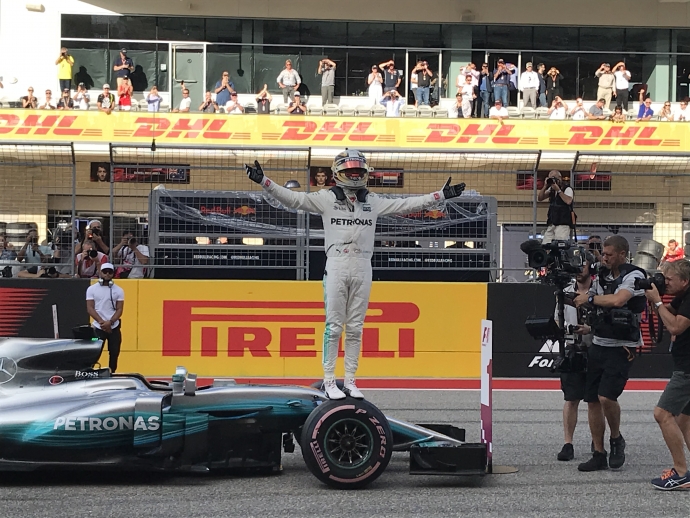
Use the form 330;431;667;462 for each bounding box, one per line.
376;179;465;216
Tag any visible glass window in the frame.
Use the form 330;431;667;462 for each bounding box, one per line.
486;25;532;50
348;23;394;47
205;18;243;43
253;46;301;101
625;29;665;53
108;43;162;92
300;22;347;46
156;17;205;41
676;29;690;54
207;45;251;94
528;53;578;99
580;27;624;52
533;27;578;51
263;20;300;45
394;24;442;48
346;49;398;96
576;53;624;100
471;25;487;50
61;14;110;39
109;16;157;40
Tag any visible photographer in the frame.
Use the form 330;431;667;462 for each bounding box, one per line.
113;231;149;279
75;220;109;256
55;47;74;92
75;240;107;278
644;260;690;490
16;265;68;279
318;58;336;106
557;261;594;462
538;170;573;244
574;235;645;471
16;229;48;266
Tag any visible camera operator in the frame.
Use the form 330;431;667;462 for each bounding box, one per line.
538;170;573;244
644;260;690;490
557;261;594;462
574;235;645;471
75;220;109;256
113;230;149;279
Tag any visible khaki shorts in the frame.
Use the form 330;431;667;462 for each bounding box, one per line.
542;224;570;244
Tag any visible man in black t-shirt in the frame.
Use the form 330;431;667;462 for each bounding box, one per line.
645;259;690;490
379;59;401;94
255;84;272;114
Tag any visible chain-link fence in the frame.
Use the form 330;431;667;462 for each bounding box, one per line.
0;142;75;277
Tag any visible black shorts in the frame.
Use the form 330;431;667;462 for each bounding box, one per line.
657;371;690;416
561;371;587;401
584;344;633;402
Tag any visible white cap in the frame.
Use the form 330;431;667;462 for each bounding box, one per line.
101;263;115;271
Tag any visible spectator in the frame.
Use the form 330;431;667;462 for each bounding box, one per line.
39;89;56;110
674;98;690;121
113;48;134;87
0;233;16;263
199;91;218;113
16;265;67;279
367;65;383;104
113;231;149;279
410;61;419;106
287;92;306;114
537;63;548;108
587;98;607;120
75;240;107;278
519;62;539;109
76;220;109;255
73;82;90;110
459;74;475;118
458;63;480;116
276;60;301;104
17;229;48;266
636;98;654;122
57;88;74;110
380;59;401;94
492;59;512;107
569;98;587;120
489;98;509;122
225;91;244;114
318;57;336;106
659;101;673;121
412;60;434;106
21;87;37;109
86;263;125;373
448;92;464;118
545;67;563;107
595;63;615;108
380;89;404;117
172;88;192;113
214;71;236;107
610;104;626;123
548;96;568;120
538;170;573;244
661;239;685;264
56;46;74;92
146;85;161;112
117;76;133;111
97;84;115;114
612;62;631;111
255;84;272;114
478;63;493;118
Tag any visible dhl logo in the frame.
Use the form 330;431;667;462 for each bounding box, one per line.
566;125;665;146
278;121;378;141
0;114;85;136
162;301;419;358
421;123;520;144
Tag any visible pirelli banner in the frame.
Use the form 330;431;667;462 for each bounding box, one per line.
0;110;688;150
111;280;487;378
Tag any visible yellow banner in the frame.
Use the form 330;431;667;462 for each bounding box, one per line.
0;109;687;151
102;280;486;379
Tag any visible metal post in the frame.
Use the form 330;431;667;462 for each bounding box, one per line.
70;143;76;276
108;143;115;263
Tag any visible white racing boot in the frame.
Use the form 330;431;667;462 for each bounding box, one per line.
323;378;346;400
343;378;364;399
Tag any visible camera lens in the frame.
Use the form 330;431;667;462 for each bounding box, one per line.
88;249;98;258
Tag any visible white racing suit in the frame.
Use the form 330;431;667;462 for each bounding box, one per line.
258;176;446;380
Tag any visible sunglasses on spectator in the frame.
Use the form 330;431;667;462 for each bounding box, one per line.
644;101;652;104
664;103;671;107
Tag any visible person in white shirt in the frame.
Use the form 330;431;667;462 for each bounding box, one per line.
224;92;244;114
73;82;90;110
612;62;631;111
447;93;464;118
172;88;192;113
674;98;690;121
460;74;475;118
457;63;479;116
519;62;540;108
548;96;568;120
112;231;149;279
489;99;509;121
86;263;125;373
380;90;404;117
570;98;587;120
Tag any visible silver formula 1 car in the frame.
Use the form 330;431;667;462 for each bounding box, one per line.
0;332;487;489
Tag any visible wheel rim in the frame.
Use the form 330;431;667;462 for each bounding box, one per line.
323;418;373;469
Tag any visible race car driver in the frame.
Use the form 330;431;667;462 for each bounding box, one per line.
246;150;465;400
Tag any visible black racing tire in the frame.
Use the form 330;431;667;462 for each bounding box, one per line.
300;398;392;490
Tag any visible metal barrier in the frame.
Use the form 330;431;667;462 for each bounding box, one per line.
0;142;76;276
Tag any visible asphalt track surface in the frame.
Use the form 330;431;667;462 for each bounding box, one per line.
1;389;687;518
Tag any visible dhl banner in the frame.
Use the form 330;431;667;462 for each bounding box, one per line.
103;280;487;379
0;109;688;150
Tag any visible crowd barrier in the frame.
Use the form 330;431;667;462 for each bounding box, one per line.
0;279;674;380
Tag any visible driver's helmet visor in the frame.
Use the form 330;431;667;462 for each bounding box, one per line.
343;167;368;180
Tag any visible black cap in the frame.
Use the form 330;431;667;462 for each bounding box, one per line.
121;48;127;54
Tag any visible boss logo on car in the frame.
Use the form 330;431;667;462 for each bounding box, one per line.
53;416;160;431
75;370;100;379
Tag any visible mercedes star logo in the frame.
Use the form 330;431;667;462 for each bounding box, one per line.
0;357;17;384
